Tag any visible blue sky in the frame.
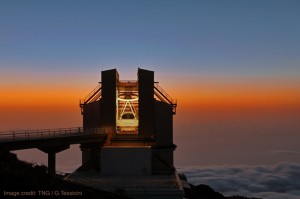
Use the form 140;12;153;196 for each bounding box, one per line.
1;0;300;173
1;0;299;77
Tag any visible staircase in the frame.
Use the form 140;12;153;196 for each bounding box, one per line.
154;83;177;114
80;83;102;114
79;82;177;114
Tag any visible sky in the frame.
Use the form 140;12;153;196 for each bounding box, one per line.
1;0;300;168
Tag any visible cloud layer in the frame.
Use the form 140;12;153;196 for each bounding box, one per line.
177;162;300;199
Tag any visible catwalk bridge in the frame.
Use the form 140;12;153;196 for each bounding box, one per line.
0;127;107;174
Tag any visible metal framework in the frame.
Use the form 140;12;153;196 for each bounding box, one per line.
116;80;139;134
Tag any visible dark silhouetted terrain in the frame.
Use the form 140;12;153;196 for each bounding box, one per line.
0;148;262;199
0;148;128;199
189;184;262;199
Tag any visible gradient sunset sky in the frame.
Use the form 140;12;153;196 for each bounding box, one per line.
1;1;300;166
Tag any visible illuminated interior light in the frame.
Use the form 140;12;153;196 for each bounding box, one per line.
116;81;139;134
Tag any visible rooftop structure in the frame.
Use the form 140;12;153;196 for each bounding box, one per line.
74;68;182;198
79;68;177;174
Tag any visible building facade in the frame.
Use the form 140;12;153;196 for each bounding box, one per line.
80;68;177;175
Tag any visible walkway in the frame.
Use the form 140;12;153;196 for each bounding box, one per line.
0;127;107;174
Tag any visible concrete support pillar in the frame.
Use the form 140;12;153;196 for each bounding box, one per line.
48;152;56;175
90;146;100;171
38;144;70;175
80;143;102;171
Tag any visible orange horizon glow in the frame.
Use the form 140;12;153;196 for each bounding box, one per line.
1;95;299;112
1;72;299;131
1;79;299;109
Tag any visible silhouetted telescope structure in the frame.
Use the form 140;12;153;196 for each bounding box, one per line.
80;68;177;175
0;68;183;198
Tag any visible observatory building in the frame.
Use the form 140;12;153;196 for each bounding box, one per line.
71;68;183;198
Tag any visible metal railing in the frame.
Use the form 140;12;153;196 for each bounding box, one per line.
65;172;111;190
79;82;102;105
0;127;106;142
154;83;177;105
154;83;177;114
65;172;180;192
118;80;138;87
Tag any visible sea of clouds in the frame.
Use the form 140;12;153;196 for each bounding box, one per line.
177;162;300;199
